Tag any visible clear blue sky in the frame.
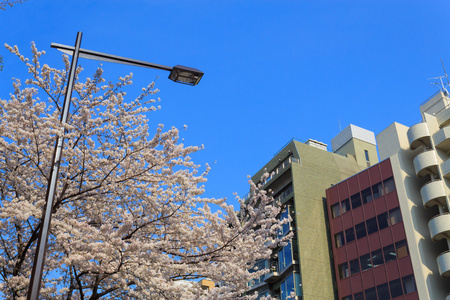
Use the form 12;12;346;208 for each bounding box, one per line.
1;1;449;205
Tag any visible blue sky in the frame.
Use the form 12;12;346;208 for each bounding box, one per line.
1;1;449;205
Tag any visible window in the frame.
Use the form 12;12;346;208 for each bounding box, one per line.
279;241;293;271
402;275;416;294
366;217;378;235
249;260;267;287
353;292;364;300
383;177;395;195
342;296;351;300
389;279;403;298
335;232;345;248
365;150;370;161
351;193;362;209
331;203;341;218
377;212;389;230
360;253;372;271
389;207;402;225
395;240;408;259
279;207;290;236
338;262;350;279
371;249;384;267
383;244;396;263
355;222;367;239
341;198;350;213
371;182;383;200
280;273;295;300
365;287;376;300
349;259;360;275
361;187;372;204
377;283;390;299
345;227;355;243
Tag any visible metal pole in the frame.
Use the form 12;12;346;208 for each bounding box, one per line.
27;32;83;300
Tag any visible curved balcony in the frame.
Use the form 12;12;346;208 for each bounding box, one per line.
408;122;431;150
442;159;450;179
428;213;450;241
437;250;450;277
434;126;450;151
420;180;447;208
413;150;439;178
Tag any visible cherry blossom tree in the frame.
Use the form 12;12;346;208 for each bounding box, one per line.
0;43;285;299
0;0;27;10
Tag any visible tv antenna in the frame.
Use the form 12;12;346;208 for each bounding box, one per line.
429;58;450;95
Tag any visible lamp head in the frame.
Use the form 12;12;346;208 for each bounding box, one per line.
169;65;204;86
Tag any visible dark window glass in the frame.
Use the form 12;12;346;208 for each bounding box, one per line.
351;193;361;209
361;188;372;204
402;275;416;294
341;198;350;213
372;182;383;200
341;296;351;300
383;177;396;195
371;249;384;267
349;259;360;275
365;150;370;161
377;283;390;299
353;292;364;300
377;212;389;230
345;227;355;243
335;232;345;248
279;208;290;236
389;207;402;226
355;222;367;239
331;203;341;218
366;217;378;235
383;244;396;263
360;253;372;271
389;279;403;298
365;287;377;300
338;262;349;279
395;240;408;259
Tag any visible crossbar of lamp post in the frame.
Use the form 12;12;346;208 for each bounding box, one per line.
27;31;203;300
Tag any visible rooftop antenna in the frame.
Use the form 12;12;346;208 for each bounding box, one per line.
429;58;450;95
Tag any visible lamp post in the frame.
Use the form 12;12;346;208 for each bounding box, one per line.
27;31;203;300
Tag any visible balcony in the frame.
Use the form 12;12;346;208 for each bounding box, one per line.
428;213;450;242
447;292;450;300
420;180;447;208
437;250;450;277
434;126;450;151
442;159;450;179
413;150;439;178
408;122;431;150
264;268;280;283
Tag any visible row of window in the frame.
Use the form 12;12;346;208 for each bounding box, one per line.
338;239;408;279
332;177;396;218
342;275;416;300
335;207;402;248
256;272;303;300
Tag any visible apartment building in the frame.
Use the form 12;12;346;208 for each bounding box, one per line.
246;126;378;300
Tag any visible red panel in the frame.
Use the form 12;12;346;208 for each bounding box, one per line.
347;176;360;196
346;243;358;260
404;292;419;300
369;165;381;185
385;261;400;281
398;257;413;277
338;182;349;200
339;278;352;296
361;270;375;289
368;233;381;250
358;170;371;190
342;212;354;229
380;158;393;179
352;206;364;224
356;237;369;256
363;203;376;219
373;197;387;215
327;186;339;205
332;218;343;232
379;228;393;247
350;275;363;294
386;192;399;210
373;265;388;285
392;223;406;241
335;247;348;264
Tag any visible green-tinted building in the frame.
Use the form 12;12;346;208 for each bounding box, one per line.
246;125;378;299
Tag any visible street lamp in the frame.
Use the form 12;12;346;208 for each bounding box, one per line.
27;31;203;300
